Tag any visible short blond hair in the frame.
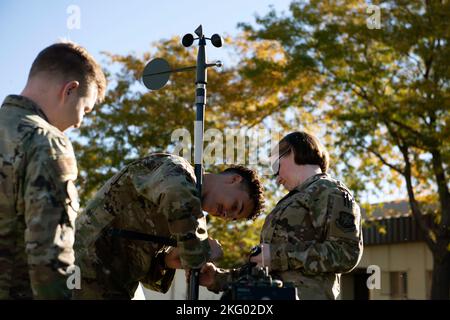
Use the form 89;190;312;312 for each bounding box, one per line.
29;42;106;103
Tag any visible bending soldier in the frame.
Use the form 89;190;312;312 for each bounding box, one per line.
73;153;264;299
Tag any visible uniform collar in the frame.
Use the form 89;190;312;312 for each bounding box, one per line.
2;94;50;123
293;172;328;193
275;173;328;205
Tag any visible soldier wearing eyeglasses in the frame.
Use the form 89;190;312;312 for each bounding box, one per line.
198;131;363;300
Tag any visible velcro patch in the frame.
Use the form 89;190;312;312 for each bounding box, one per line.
54;156;77;179
336;211;356;233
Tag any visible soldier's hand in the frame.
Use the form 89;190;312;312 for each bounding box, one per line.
164;247;182;269
185;263;217;288
249;243;271;268
200;262;217;288
185;262;217;288
208;238;223;262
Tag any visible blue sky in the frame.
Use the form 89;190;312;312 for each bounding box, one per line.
0;1;407;204
0;0;292;99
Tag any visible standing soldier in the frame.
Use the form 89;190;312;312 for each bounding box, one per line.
72;154;264;299
199;131;363;300
0;42;106;299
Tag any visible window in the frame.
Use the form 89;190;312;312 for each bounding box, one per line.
426;271;432;299
390;272;408;300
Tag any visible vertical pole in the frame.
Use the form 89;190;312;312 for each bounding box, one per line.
188;34;207;301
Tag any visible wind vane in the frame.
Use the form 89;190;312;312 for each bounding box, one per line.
142;25;223;301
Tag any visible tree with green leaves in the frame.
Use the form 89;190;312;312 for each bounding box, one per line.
73;37;274;269
238;0;449;299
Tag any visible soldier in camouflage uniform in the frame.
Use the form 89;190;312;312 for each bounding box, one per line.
199;131;363;300
72;154;264;299
0;42;106;299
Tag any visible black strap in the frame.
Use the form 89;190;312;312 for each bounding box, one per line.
108;228;177;247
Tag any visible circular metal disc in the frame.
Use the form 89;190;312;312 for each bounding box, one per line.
142;58;171;90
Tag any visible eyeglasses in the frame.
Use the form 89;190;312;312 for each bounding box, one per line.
271;149;290;177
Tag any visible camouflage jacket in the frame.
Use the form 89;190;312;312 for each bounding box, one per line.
210;173;363;300
0;95;78;300
73;154;211;299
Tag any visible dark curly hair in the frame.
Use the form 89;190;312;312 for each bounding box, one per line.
220;165;265;220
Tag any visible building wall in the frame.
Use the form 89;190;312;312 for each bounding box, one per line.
355;242;433;300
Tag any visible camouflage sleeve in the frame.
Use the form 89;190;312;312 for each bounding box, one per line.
141;246;176;293
270;188;363;275
207;267;231;293
207;266;246;294
131;163;210;269
24;133;78;299
0;159;17;299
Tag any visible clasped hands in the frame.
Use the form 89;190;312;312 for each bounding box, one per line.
164;238;223;269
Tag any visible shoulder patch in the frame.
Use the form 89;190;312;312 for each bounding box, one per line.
336;211;356;233
54;156;78;178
